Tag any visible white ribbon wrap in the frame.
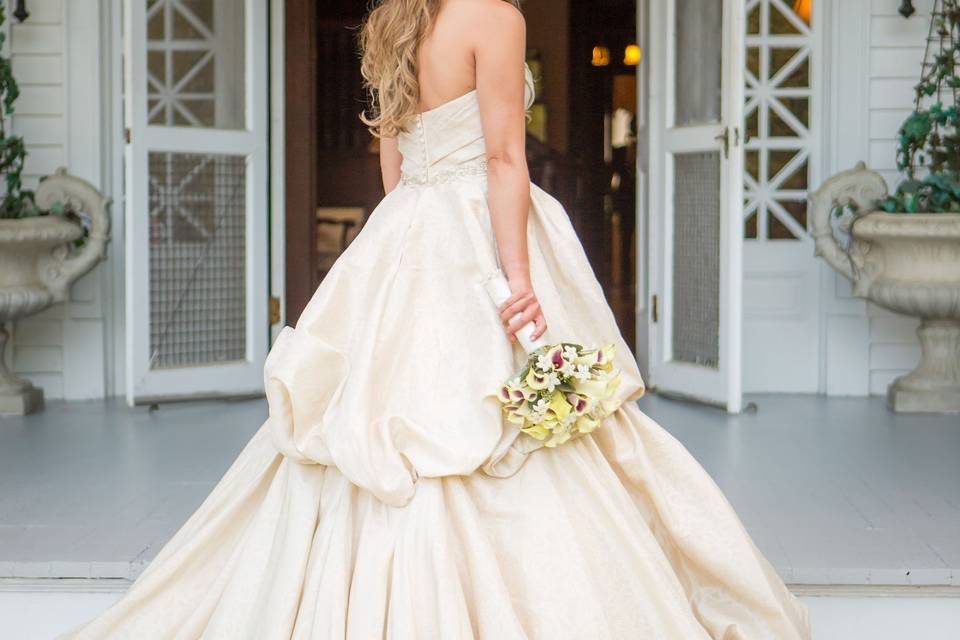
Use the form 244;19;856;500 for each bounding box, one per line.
482;271;548;354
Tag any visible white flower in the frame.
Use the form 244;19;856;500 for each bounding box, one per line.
572;364;592;380
532;398;550;414
544;372;562;392
535;352;556;373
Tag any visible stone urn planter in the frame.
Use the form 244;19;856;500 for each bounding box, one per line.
811;163;960;414
0;169;111;415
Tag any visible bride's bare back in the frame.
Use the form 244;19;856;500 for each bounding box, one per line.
416;0;520;112
380;0;546;341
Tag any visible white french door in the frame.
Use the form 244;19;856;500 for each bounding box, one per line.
124;0;269;405
647;0;745;412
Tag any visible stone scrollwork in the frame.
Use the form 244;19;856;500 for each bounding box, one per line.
34;168;113;302
809;162;889;285
0;169;112;415
811;163;960;414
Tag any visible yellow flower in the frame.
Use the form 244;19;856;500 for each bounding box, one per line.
575;415;599;433
573;348;599;368
522;423;551;441
606;370;621;395
545;426;573;448
598;344;616;371
571;378;607;398
545;392;572;421
525;367;549;391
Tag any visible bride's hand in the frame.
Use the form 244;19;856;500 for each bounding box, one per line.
497;277;548;342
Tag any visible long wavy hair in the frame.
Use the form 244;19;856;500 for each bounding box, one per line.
359;0;520;138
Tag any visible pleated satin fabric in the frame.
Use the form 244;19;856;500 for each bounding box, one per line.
61;66;810;639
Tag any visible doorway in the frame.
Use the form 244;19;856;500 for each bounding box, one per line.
283;0;641;351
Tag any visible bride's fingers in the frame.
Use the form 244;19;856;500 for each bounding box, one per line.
499;294;535;323
505;302;541;335
497;291;530;314
531;314;547;339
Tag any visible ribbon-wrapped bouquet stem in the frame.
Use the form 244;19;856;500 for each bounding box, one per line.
484;272;622;448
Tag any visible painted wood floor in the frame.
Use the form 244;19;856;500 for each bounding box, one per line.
0;394;958;587
2;583;958;639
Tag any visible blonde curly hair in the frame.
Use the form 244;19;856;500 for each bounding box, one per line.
359;0;521;138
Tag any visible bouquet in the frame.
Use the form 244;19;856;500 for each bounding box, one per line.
483;272;622;448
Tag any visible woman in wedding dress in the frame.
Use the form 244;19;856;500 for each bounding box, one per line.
63;1;810;638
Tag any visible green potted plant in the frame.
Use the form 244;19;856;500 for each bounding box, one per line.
810;0;960;414
0;6;111;415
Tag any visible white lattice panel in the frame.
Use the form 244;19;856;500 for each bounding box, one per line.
743;0;816;241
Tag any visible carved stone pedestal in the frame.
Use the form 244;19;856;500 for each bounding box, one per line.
888;320;960;414
0;325;43;414
0;170;110;415
811;163;960;414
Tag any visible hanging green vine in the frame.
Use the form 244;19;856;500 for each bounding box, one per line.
0;5;41;219
881;0;960;213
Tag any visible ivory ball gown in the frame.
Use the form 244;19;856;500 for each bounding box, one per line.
63;66;810;639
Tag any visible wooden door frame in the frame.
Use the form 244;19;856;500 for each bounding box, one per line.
283;0;320;325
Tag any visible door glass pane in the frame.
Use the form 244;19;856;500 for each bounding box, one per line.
672;151;721;368
148;152;247;369
675;0;723;126
146;0;246;129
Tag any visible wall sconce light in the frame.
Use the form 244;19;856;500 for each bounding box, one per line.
792;0;812;24
13;0;29;23
591;46;611;67
899;0;916;17
624;44;641;66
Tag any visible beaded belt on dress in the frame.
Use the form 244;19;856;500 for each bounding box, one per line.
400;158;488;187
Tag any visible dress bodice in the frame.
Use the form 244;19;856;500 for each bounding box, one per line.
397;64;535;186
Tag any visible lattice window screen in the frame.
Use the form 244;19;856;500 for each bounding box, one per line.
146;0;245;129
743;0;814;240
672;152;721;369
148;152;247;369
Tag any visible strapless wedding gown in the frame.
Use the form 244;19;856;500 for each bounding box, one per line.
62;68;809;639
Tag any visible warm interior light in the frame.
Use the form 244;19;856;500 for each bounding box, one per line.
624;44;641;66
591;46;611;67
793;0;812;24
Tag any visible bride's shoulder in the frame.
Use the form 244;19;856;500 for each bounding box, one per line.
446;0;525;28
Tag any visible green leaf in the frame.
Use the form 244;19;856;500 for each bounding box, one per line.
898;179;924;194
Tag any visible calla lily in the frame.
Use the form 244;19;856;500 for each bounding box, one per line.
571;378;607;398
544;392;572;421
545;427;573;448
596;344;616;371
523;423;551;441
525;367;549;390
573;348;599;368
506;412;527;425
576;415;599;433
550;345;567;369
566;392;589;415
601;370;622;400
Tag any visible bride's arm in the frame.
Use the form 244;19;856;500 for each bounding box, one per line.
473;2;547;341
380;136;402;193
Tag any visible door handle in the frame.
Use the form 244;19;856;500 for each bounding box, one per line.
714;126;729;159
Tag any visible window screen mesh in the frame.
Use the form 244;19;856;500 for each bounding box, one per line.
148;152;247;369
672;151;721;369
675;0;723;126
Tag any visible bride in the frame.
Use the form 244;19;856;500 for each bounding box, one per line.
63;0;810;638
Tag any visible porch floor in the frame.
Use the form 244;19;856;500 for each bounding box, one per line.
0;394;958;586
